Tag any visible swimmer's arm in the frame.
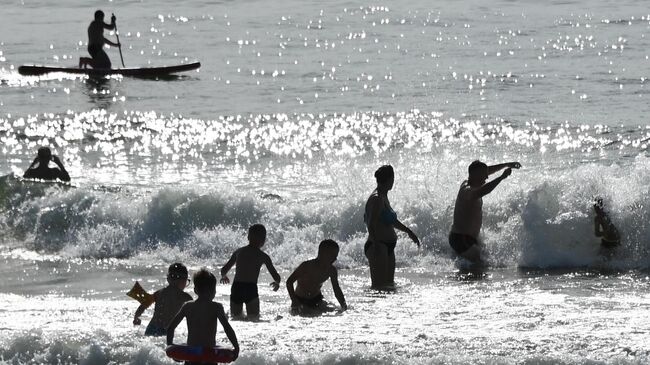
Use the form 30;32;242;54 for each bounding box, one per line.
487;162;521;175
476;168;511;198
216;304;240;357
166;303;187;345
393;220;420;246
286;263;306;305
220;251;237;284
264;254;281;290
330;267;347;311
133;290;157;325
594;216;604;237
51;156;70;182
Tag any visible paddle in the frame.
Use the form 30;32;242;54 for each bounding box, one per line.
112;13;125;68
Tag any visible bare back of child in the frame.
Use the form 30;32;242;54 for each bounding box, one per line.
220;224;281;319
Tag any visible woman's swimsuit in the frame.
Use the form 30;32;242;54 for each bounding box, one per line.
364;201;398;255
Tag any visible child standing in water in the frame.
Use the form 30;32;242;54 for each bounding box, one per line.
594;198;620;254
133;263;193;336
220;224;281;319
167;269;240;359
286;239;347;312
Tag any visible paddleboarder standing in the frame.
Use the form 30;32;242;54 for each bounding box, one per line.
79;10;120;69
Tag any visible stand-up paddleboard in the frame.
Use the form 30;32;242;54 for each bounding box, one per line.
18;62;201;77
166;345;236;363
126;281;154;306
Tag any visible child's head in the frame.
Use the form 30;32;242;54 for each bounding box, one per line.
167;263;189;289
248;224;267;247
193;268;217;298
317;239;340;263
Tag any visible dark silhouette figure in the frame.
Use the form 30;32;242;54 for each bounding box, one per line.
167;269;239;358
449;160;521;264
23;147;71;182
220;224;282;320
364;165;419;289
594;198;620;255
286;239;347;312
79;10;120;69
133;263;192;336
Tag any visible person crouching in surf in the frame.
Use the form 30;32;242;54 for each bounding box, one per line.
79;10;120;69
593;198;620;257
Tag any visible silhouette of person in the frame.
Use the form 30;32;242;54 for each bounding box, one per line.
79;10;119;69
449;160;520;264
364;165;419;289
593;198;620;255
23;147;71;182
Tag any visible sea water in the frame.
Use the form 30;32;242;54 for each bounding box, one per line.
1;0;650;363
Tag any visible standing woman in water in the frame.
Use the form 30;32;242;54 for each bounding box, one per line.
364;165;420;289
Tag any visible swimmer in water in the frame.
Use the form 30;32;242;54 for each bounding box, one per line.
364;165;420;289
594;198;620;255
449;160;521;264
23;147;71;182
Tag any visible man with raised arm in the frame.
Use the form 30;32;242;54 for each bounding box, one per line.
449;160;521;264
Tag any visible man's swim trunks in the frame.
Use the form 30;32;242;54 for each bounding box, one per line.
230;281;258;304
87;44;111;68
295;293;324;308
144;322;166;336
364;240;397;256
448;232;478;255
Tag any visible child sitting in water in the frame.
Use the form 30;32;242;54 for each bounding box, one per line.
594;198;620;253
220;224;281;319
286;239;347;312
167;269;240;358
133;263;193;336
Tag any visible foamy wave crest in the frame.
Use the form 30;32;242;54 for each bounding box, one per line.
2;156;650;270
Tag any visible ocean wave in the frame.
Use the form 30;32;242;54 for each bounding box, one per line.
2;155;650;270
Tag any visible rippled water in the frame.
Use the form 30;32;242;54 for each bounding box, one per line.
1;0;650;363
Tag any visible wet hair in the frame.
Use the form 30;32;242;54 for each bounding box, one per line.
248;224;267;239
468;160;488;175
94;10;104;21
374;165;394;184
167;262;188;280
37;147;52;161
318;239;339;256
193;268;216;294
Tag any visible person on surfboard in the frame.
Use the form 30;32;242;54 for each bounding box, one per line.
132;263;192;336
79;10;120;69
167;269;240;360
220;224;281;320
449;160;521;264
286;239;347;312
23;147;71;182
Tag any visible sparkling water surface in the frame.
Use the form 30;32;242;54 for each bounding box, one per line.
1;0;650;363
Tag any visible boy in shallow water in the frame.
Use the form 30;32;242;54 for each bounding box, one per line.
220;224;281;319
133;263;193;336
167;269;239;360
286;239;347;312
